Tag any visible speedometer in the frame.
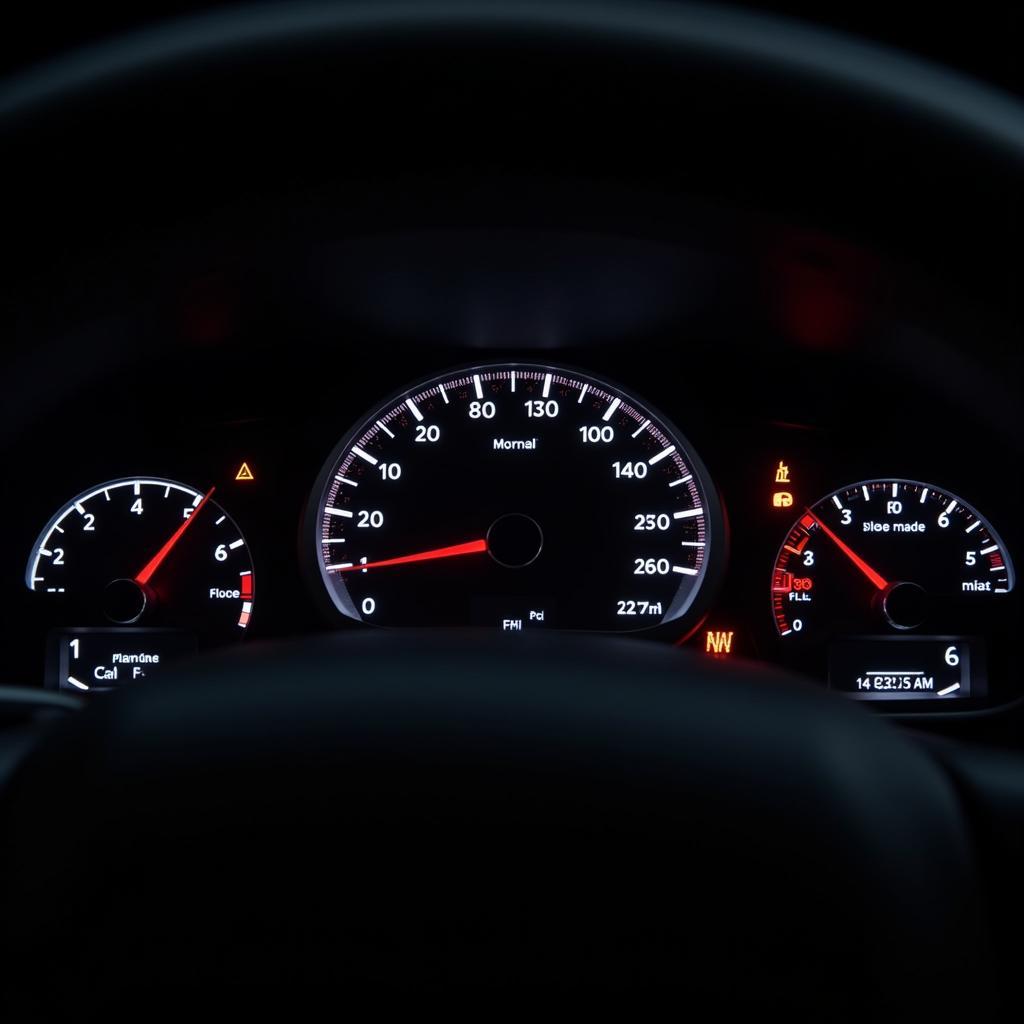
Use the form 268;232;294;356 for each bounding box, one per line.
305;363;723;632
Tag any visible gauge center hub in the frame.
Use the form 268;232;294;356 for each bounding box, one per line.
102;578;148;624
487;513;544;569
881;581;930;630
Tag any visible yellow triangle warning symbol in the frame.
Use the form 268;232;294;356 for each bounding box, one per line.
235;462;255;482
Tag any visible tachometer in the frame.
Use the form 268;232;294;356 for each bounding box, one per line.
306;363;723;632
26;478;254;692
770;479;1015;701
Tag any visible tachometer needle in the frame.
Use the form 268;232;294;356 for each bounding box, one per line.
135;487;216;585
805;509;889;591
334;539;487;572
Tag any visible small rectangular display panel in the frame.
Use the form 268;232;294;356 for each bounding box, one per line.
829;637;982;701
49;628;197;694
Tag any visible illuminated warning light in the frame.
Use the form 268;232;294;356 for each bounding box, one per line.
235;462;255;482
799;513;815;529
705;630;735;656
772;571;793;593
240;570;253;599
773;491;793;508
775;461;791;484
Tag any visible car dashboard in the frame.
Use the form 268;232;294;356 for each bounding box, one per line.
2;3;1024;1012
3;218;1020;723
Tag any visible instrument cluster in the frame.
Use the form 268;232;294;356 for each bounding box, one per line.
6;346;1019;715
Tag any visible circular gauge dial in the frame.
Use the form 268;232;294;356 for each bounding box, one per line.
770;479;1015;699
307;363;722;632
27;478;255;640
772;479;1014;640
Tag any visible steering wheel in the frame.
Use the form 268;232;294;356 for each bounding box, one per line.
1;2;1020;1012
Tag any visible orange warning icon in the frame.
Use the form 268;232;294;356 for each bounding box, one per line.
235;462;255;482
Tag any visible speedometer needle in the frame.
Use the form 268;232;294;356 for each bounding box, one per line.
805;509;889;591
135;487;216;585
335;539;487;572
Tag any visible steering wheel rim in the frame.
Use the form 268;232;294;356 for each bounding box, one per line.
0;0;1022;162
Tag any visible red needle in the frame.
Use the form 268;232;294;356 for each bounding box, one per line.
805;509;889;591
334;539;487;572
135;487;216;585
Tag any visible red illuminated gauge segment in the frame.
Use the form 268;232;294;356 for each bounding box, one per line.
26;478;256;640
771;479;1014;642
305;363;724;632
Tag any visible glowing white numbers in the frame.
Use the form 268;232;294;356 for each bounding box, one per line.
415;424;441;443
469;401;496;419
524;400;559;418
357;510;385;529
634;558;671;575
634;513;671;531
613;461;648;479
579;425;614;443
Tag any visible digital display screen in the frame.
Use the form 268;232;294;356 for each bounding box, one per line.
829;637;981;701
50;628;197;694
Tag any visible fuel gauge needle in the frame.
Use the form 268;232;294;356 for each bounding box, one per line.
333;539;487;572
805;509;889;591
135;487;216;585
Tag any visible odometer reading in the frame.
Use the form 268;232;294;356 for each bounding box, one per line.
307;364;722;631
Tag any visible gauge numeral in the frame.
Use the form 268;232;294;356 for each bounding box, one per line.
361;597;376;616
524;399;559;418
469;401;496;420
415;424;441;443
378;463;402;481
634;557;670;575
357;510;384;528
130;499;144;515
579;425;614;443
215;544;228;562
945;645;960;667
634;513;671;531
613;461;647;479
